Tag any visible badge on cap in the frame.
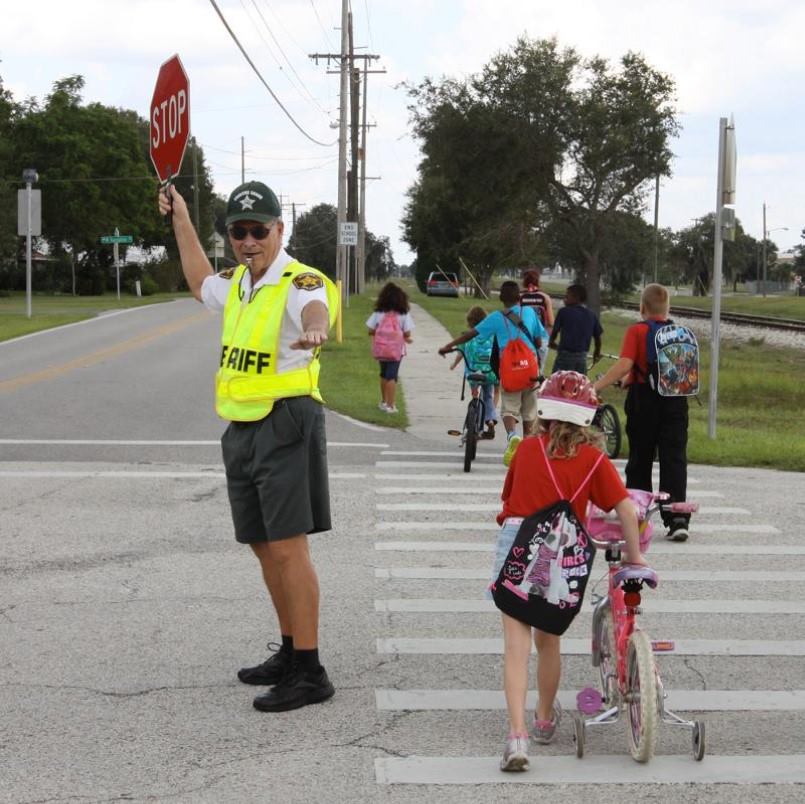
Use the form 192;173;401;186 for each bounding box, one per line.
234;190;262;211
293;273;324;291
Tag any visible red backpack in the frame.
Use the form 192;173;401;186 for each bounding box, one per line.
498;311;539;392
372;312;405;361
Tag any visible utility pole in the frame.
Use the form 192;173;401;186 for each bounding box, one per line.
347;11;360;295
192;136;200;230
310;14;382;299
652;174;660;282
241;136;245;183
762;201;767;298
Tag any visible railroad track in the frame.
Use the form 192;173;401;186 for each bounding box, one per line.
617;300;805;334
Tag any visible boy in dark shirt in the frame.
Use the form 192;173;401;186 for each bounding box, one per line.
548;284;602;375
593;284;691;542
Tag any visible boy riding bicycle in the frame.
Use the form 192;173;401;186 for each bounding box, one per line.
449;306;498;439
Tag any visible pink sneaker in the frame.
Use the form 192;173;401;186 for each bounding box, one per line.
499;732;530;771
532;701;562;745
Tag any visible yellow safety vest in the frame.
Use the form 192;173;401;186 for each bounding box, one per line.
215;261;339;422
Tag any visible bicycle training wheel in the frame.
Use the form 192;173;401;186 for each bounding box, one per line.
595;604;618;706
598;404;622;460
626;630;659;763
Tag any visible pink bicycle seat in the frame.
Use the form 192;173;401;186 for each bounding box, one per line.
614;565;658;589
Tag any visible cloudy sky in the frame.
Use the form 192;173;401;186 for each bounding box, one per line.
2;0;802;264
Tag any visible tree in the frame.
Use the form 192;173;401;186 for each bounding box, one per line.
669;214;762;294
287;203;337;280
0;72;20;288
402;38;680;310
287;202;396;284
7;75;215;294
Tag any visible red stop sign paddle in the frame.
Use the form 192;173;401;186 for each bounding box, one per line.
149;54;190;184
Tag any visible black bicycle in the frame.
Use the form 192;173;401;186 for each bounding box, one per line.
446;352;489;472
589;353;623;460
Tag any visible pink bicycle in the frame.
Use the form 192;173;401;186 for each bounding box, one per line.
573;489;705;763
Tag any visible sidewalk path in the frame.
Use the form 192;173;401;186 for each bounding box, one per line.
401;302;470;442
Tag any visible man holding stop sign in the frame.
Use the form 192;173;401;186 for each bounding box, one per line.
154;57;340;714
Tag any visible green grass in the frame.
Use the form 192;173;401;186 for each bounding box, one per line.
0;292;190;342
412;288;805;471
318;292;409;429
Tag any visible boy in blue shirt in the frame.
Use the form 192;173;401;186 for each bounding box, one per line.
439;281;547;465
548;284;603;374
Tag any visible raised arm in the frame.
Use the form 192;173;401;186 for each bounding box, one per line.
158;185;213;301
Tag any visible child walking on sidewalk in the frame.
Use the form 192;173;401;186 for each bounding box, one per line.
488;371;648;772
366;282;414;413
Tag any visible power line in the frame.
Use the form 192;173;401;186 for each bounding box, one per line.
245;0;331;118
309;0;335;49
364;0;374;49
206;0;336;148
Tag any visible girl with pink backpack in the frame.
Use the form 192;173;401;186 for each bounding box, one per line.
366;282;415;413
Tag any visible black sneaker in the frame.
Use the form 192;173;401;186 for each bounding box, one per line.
237;642;292;686
665;518;689;542
252;665;335;712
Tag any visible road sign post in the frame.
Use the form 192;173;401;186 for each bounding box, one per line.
19;169;39;319
149;55;190;185
99;231;133;299
708;116;737;440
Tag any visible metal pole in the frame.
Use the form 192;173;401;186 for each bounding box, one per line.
114;226;121;301
708;118;727;440
762;201;767;298
336;0;349;299
25;180;32;319
241;136;245;183
652;174;660;282
358;61;368;293
192;136;200;230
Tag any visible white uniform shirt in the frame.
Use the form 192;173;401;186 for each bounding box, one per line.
365;311;415;334
201;249;329;373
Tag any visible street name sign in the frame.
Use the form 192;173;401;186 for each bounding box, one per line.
100;234;133;245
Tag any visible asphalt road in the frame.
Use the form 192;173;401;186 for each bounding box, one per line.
1;298;805;803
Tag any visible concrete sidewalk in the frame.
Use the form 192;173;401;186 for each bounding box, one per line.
400;302;484;443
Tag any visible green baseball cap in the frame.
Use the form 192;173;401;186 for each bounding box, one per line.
225;181;282;225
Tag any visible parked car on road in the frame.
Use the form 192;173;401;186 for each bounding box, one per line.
425;271;460;297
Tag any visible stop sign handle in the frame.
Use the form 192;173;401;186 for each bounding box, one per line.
161;171;174;226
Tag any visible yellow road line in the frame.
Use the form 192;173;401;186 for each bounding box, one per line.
0;311;211;394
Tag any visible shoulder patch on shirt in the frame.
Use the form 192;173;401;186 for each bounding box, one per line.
216;268;236;280
293;272;324;291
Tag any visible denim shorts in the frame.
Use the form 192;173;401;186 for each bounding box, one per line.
485;517;524;600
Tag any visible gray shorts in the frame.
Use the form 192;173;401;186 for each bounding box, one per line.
221;396;332;543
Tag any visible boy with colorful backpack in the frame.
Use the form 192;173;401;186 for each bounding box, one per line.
366;282;414;414
594;283;699;542
438;281;547;466
449;306;499;439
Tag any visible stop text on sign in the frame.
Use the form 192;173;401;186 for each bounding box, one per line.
151;89;188;149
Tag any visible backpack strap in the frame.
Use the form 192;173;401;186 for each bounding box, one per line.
539;437;606;503
503;309;538;349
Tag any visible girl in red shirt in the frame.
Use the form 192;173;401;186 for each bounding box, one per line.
491;371;647;772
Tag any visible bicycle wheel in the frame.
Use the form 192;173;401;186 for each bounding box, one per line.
463;400;480;472
626;630;659;763
598;403;622;460
595;604;618;705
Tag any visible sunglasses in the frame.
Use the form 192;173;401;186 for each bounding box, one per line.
228;223;275;241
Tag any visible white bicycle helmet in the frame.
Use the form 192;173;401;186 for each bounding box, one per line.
537;371;599;427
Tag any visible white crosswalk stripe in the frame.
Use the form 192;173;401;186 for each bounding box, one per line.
371;451;802;790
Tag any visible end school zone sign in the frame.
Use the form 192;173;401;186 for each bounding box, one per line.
149;54;190;183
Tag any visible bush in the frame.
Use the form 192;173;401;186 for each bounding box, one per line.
139;274;159;296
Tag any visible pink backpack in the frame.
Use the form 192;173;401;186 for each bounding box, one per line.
372;312;405;361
